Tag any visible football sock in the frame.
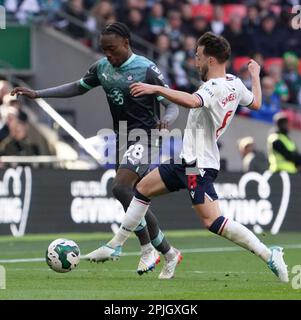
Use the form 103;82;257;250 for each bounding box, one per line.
108;190;151;248
164;247;177;261
145;209;171;254
112;183;151;245
209;216;271;262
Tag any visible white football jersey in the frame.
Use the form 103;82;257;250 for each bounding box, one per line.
180;74;254;170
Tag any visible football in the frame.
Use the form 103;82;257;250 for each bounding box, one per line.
46;238;80;273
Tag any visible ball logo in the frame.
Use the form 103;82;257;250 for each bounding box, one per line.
0;167;32;237
215;171;290;234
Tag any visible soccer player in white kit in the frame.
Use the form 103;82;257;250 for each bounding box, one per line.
85;32;289;282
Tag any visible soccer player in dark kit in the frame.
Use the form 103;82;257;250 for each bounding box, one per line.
11;22;182;279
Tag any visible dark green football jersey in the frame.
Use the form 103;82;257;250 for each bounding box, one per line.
80;54;168;135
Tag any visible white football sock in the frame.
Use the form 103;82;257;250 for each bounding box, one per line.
108;196;150;248
141;243;154;253
164;247;177;261
221;219;271;262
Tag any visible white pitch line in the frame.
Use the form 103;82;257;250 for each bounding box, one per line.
0;243;300;264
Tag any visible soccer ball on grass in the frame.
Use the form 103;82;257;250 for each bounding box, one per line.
46;238;80;273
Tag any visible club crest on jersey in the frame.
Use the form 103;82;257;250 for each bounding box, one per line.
127;74;134;81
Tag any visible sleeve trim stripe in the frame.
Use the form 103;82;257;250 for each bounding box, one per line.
193;93;204;107
80;79;93;90
244;97;254;108
157;96;164;101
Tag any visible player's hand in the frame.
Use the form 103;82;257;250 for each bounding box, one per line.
130;82;157;97
247;59;260;78
156;120;169;131
10;87;38;99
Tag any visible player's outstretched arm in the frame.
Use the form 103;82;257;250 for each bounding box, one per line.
247;59;262;110
11;87;38;99
130;83;200;109
11;81;88;99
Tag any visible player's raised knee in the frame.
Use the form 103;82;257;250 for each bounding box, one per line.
136;179;152;199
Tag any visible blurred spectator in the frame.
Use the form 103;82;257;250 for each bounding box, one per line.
267;112;301;173
39;0;62;22
127;8;152;53
154;34;173;86
238;136;269;172
1;94;55;156
60;0;95;40
190;14;211;39
250;76;281;123
0;110;40;158
162;0;180;13
0;81;12;105
268;64;289;102
173;35;198;92
238;64;252;90
91;0;116;30
257;0;274;18
254;12;284;58
222;14;254;57
282;51;301;104
243;5;261;33
179;2;194;35
15;0;41;24
210;5;225;35
148;2;167;39
165;10;184;52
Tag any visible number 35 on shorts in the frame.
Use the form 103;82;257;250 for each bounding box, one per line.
125;144;145;165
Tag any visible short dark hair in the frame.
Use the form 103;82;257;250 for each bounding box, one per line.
101;22;131;41
197;32;231;63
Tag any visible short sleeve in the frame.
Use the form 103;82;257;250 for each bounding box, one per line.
239;82;254;107
79;62;102;90
193;83;215;108
146;64;169;101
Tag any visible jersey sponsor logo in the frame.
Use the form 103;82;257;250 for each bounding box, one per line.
221;93;237;108
151;65;161;74
102;73;108;80
203;86;214;97
108;88;124;105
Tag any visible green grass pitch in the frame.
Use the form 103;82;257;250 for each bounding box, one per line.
0;230;300;300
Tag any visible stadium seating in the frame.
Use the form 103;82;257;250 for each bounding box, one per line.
223;4;247;24
263;57;284;73
191;4;213;21
232;56;250;73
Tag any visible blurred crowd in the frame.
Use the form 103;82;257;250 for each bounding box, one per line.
1;0;301;169
3;0;301;127
0;80;81;168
